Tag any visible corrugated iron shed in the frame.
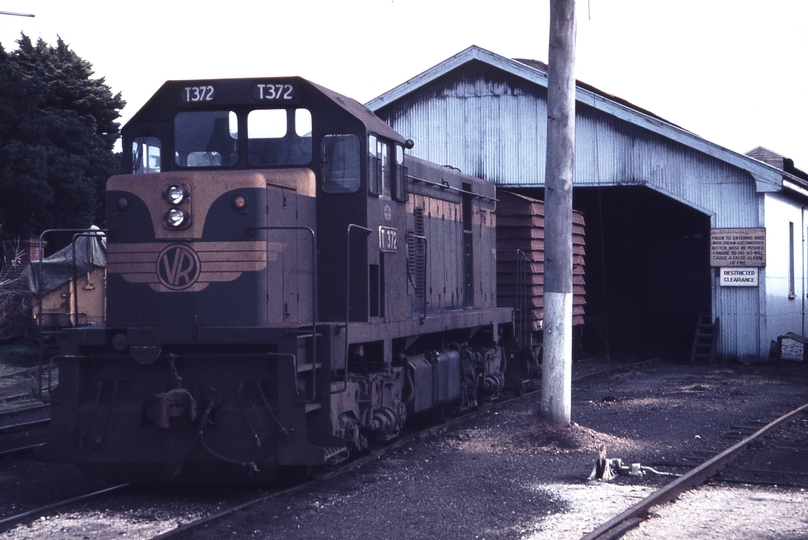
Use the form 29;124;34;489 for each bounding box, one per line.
368;45;808;361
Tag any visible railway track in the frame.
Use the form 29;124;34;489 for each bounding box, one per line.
0;361;52;456
718;409;808;488
0;417;49;454
0;355;662;539
5;355;798;540
0;408;50;457
0;484;129;534
581;400;808;540
0;395;526;539
0;364;52;415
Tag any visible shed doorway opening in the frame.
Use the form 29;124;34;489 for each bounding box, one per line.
518;185;711;358
577;185;711;357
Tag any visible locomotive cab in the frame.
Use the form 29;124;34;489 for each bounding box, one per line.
112;78;410;330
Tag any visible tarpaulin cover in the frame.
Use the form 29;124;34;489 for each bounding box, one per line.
22;228;107;295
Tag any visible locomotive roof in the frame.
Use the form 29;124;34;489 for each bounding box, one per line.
308;80;405;145
124;77;406;146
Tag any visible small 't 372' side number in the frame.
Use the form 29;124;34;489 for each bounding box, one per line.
181;85;215;103
379;226;397;253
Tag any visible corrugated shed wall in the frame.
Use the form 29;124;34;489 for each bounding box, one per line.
378;63;759;229
383;64;547;184
575;109;759;228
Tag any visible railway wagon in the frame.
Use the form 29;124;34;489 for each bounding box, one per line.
48;77;527;483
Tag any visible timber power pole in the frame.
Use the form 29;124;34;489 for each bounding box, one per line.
542;0;577;425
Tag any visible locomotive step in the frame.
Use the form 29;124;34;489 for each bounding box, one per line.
305;403;322;413
297;362;322;373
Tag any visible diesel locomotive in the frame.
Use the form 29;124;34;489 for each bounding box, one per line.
48;77;531;483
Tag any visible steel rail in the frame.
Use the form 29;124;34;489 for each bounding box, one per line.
0;442;46;458
0;391;32;401
0;403;50;418
580;400;808;540
0;417;50;435
0;484;129;533
0;366;39;379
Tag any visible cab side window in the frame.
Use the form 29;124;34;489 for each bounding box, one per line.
368;135;381;195
321;134;360;193
132;136;161;174
368;137;393;199
368;136;407;201
394;143;407;201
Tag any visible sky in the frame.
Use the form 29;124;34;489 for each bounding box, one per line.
1;0;806;168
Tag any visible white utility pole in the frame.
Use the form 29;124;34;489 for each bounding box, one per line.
542;0;577;425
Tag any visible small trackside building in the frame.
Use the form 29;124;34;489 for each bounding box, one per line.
367;45;808;361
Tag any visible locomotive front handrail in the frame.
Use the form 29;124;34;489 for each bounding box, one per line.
334;224;373;394
249;226;317;402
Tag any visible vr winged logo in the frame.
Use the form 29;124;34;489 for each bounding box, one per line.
108;241;274;292
157;244;201;290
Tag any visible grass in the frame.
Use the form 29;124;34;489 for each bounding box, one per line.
0;340;41;376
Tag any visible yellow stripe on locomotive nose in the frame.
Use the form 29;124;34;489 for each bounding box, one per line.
108;241;275;292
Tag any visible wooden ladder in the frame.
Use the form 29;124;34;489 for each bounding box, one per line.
691;315;719;363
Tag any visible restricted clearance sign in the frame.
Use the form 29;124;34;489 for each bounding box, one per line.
710;228;765;267
719;267;759;287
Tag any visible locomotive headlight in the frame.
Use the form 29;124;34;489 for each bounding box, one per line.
232;194;247;210
166;185;185;205
166;208;187;228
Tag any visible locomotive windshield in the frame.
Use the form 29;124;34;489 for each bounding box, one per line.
174;110;238;167
247;108;312;166
170;108;313;169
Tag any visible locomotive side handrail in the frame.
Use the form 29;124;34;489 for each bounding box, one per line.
334;224;373;394
407;174;498;204
249;226;317;402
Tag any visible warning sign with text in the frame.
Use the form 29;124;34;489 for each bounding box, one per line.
710;228;765;267
719;267;759;287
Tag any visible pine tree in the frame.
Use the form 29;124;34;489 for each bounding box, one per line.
0;34;125;239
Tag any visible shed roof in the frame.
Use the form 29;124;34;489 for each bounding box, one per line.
367;45;806;197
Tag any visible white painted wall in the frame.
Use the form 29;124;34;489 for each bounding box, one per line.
762;192;806;348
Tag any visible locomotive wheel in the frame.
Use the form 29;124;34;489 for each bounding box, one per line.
437;406;455;424
307;464;331;481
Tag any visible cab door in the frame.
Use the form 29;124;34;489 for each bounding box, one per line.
266;185;298;324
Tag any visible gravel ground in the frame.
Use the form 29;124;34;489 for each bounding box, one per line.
185;359;808;540
2;357;807;540
622;484;808;539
